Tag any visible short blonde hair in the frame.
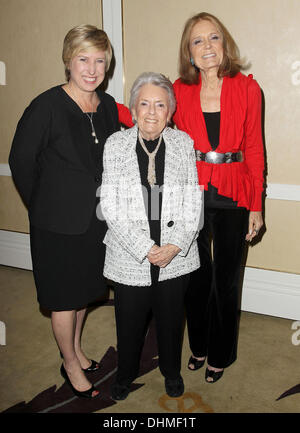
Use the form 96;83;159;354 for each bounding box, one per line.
179;12;245;84
62;24;112;81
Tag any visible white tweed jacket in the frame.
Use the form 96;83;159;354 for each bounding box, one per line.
99;125;204;286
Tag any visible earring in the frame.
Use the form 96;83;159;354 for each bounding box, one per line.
190;57;195;66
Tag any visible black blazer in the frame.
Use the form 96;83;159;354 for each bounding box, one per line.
9;85;120;234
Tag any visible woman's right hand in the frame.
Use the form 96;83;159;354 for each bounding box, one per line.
147;244;161;263
246;211;263;242
147;244;181;267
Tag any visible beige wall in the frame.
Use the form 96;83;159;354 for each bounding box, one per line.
0;0;102;232
122;0;300;274
1;0;299;275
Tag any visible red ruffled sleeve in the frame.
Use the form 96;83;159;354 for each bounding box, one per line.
116;103;134;128
243;78;264;210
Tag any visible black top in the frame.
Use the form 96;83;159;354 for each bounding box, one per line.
86;111;108;173
203;112;238;209
136;136;165;246
204;111;220;151
9;85;119;234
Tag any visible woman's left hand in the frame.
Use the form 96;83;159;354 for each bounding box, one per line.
148;244;181;268
246;211;263;242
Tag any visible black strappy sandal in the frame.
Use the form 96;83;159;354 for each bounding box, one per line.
60;351;100;373
187;355;205;371
82;359;100;373
205;367;224;383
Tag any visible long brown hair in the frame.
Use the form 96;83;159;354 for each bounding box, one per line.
179;12;245;84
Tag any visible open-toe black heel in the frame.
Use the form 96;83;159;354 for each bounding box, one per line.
187;355;205;371
82;359;100;373
60;351;100;373
60;364;100;398
205;367;224;383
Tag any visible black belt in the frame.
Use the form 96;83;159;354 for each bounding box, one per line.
195;150;243;164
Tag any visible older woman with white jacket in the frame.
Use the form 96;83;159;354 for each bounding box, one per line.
100;72;203;400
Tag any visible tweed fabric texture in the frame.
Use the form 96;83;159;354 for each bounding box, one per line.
100;125;203;286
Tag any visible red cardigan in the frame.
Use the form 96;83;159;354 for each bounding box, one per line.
117;72;264;211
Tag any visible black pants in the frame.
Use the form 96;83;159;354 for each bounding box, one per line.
185;207;249;368
114;267;189;385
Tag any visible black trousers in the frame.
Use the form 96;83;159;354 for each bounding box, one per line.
185;207;249;368
114;267;190;385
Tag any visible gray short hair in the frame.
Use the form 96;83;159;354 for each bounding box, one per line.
129;72;176;118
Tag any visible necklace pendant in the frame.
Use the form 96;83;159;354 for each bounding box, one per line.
95;138;99;144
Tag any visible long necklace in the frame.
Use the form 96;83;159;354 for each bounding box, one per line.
138;132;162;187
65;84;99;144
85;112;99;144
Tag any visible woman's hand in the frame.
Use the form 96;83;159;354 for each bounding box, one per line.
147;244;161;259
246;211;263;242
147;244;181;268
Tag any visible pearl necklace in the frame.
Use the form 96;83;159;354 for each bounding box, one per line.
138;132;162;187
85;112;99;144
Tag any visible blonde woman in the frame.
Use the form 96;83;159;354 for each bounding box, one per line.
9;25;119;398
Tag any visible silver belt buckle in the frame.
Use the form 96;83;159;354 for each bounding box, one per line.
195;150;243;163
205;151;225;164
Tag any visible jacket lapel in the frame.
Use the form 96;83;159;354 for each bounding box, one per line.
161;127;183;212
121;126;183;228
122;126;149;225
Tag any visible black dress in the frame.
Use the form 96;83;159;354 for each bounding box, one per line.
10;87;119;311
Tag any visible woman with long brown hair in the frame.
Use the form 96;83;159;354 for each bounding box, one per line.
117;12;264;383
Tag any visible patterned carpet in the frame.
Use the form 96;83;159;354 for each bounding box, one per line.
0;266;299;418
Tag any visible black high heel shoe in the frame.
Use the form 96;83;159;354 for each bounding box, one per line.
205;367;224;383
82;360;100;373
60;364;100;398
60;351;100;373
187;355;205;371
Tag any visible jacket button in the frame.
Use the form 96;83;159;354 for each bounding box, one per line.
94;175;101;183
167;221;174;227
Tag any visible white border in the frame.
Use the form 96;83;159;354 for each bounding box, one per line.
241;267;300;320
0;230;32;270
0;229;299;320
102;0;124;102
0;164;11;176
0;61;6;86
266;183;300;202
